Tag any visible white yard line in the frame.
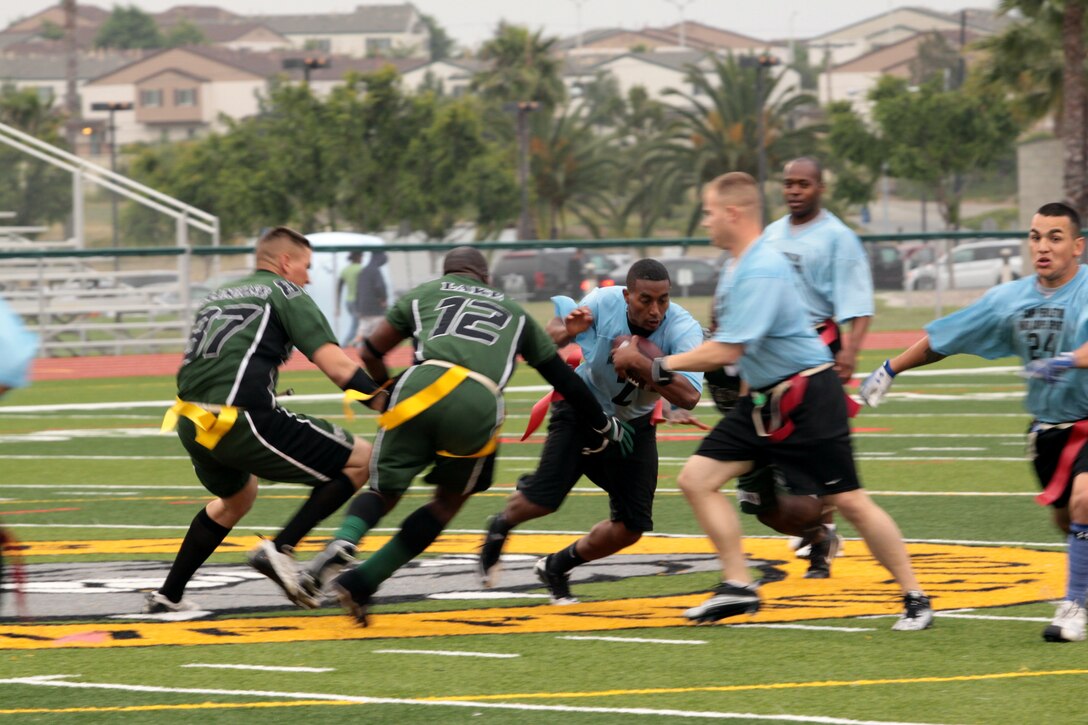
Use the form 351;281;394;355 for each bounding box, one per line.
730;624;876;633
558;635;707;645
182;664;334;673
0;674;960;725
373;649;519;659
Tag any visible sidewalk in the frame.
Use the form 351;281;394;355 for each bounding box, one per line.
30;332;925;382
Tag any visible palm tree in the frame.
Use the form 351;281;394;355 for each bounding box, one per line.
471;23;566;109
529;104;617;239
638;54;822;234
976;0;1087;216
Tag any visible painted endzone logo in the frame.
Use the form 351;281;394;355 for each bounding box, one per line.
0;537;1064;649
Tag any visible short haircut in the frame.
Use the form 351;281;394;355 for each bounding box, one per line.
705;172;760;209
785;156;824;182
443;246;490;282
259;226;311;249
1036;202;1082;234
626;258;670;288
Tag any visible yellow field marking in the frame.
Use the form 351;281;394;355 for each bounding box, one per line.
0;539;1065;650
429;668;1088;701
0;700;359;715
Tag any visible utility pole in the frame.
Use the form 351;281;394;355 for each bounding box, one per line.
740;53;780;224
90;101;133;245
665;0;695;48
570;0;589;50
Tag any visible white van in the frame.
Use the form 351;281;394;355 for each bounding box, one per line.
305;232;394;344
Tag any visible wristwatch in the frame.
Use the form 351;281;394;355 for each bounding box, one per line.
651;356;674;385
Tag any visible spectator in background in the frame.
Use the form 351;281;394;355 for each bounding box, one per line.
353;250;388;344
568;249;587;299
337;251;363;346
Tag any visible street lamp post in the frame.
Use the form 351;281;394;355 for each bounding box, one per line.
90;101;134;246
283;56;330;84
739;53;779;224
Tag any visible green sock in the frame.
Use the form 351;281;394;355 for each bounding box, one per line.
333;490;385;544
333;514;371;545
355;504;445;594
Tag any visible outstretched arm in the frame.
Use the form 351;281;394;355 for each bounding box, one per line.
859;334;945;407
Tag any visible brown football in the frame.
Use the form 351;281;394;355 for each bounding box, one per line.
756;493;824;536
612;334;664;385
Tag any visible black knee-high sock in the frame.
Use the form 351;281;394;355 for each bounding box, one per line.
160;508;231;603
274;474;356;550
352;504;446;595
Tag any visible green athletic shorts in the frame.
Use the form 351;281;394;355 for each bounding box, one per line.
177;406;355;498
370;365;502;497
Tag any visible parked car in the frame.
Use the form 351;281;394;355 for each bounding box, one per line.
905;240;1021;291
491;248;625;301
601;257;720;297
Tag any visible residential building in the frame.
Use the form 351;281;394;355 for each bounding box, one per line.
253;4;430;58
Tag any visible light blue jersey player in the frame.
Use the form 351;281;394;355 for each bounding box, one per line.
861;202;1088;643
710;237;831;390
555;285;703;420
479;259;703;604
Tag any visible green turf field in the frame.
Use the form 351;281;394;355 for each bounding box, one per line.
0;348;1082;725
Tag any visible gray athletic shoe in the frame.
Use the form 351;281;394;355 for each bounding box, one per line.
1043;599;1086;642
144;591;200;613
891;591;934;631
298;539;357;602
534;555;578;604
683;582;760;623
247;538;318;609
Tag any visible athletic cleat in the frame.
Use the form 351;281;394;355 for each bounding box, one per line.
891;591;934;631
804;526;842;579
478;514;509;587
144;591;200;613
331;571;371;626
683;582;760;623
1043;599;1086;642
534;555;578;604
247;538;318;609
298;539;357;603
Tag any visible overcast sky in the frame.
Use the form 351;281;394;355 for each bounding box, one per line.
5;1;998;48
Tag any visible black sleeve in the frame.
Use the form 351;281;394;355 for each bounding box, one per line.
534;354;608;431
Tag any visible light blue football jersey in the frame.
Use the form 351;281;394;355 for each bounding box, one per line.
711;237;832;390
553;286;703;421
926;265;1088;423
763;211;874;325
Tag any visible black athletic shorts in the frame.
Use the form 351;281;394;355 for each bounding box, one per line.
518;401;659;532
696;367;860;496
1030;422;1088;509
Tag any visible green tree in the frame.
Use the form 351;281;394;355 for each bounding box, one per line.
420;13;455;61
0;85;71;228
642;54;822;233
864;75;1020;229
94;5;164;50
39;20;65;40
824;100;888;212
909;31;962;86
614;86;674;236
976;0;1088;215
529;104;618;238
471;23;565;108
789;44;821;91
576;72;625;130
164;20;207;48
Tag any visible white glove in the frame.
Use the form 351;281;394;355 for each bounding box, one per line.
860;360;896;407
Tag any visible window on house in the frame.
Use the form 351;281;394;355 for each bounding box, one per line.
174;88;197;106
140;89;163;107
35;86;55;103
304;38;331;52
366;37;392;56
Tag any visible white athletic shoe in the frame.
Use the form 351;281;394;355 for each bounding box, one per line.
144;591;200;613
1043;599;1087;643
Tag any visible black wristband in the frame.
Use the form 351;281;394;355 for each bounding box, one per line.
343;367;379;395
362;337;383;359
651;356;674;385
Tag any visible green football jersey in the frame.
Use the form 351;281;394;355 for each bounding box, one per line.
387;273;556;387
177;270;336;409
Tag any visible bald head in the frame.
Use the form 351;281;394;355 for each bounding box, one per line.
443;246;490;284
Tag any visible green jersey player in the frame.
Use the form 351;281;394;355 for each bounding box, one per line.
299;246;633;625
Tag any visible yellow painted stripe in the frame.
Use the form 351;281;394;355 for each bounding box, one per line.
0;541;1066;650
0;700;360;715
429;668;1088;701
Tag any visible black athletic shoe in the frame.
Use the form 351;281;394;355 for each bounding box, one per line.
683;582;760;623
804;527;841;579
892;591;934;631
298;539;357;603
331;570;372;627
478;514;509;588
534;555;578;604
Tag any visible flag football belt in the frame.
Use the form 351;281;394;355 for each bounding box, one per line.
751;363;861;441
1031;419;1088;506
816;318;840;348
380;360;502;459
160;398;239;451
